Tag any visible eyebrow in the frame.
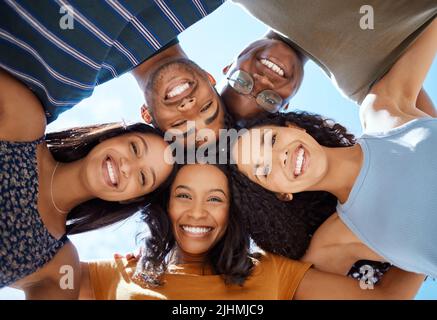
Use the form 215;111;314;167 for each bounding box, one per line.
175;185;191;191
204;101;220;125
253;132;266;181
135;134;149;156
171;100;220;139
209;188;227;198
135;134;156;187
175;185;227;197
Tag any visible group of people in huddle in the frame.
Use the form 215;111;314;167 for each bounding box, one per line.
1;0;436;299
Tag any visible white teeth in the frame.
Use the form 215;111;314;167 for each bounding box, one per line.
167;82;190;98
106;159;117;186
260;58;285;77
182;226;212;234
294;148;305;176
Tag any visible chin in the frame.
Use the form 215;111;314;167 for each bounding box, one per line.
182;245;211;256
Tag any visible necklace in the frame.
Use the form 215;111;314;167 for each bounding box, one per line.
50;162;69;214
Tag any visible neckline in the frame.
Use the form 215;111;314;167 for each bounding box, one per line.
34;143;68;242
167;263;214;276
337;140;370;211
362;117;434;138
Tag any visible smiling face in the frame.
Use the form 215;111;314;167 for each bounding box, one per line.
144;58;224;147
221;38;304;120
168;164;229;257
233;125;328;194
82;132;174;202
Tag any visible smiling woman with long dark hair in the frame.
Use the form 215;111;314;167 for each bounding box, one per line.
230;18;437;282
0;69;175;298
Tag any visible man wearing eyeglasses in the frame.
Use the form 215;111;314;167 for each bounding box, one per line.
222;0;437;122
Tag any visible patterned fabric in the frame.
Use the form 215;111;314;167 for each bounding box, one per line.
347;260;392;285
0;0;225;123
0;137;68;288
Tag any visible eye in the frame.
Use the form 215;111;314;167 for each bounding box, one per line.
140;171;146;186
265;97;277;105
176;193;192;200
200;101;213;113
263;165;271;177
271;134;277;147
236;78;249;87
172;120;187;128
131;142;139;155
208;196;223;203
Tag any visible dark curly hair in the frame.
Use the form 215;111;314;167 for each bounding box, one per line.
230;111;356;259
135;163;258;287
45;122;176;235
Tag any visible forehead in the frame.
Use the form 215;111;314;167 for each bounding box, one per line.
173;165;228;190
108;131;149;141
238;38;275;56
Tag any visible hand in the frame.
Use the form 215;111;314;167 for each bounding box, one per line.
114;248;142;262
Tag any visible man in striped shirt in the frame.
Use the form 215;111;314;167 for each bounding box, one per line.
0;0;226;145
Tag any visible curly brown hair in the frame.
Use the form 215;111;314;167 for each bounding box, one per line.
230;111;356;259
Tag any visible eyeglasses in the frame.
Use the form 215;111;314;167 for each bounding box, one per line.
226;70;283;113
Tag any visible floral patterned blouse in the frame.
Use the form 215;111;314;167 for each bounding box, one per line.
0;137;68;287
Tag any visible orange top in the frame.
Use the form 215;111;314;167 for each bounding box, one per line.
88;252;312;300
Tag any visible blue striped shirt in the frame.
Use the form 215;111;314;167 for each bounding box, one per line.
0;0;225;123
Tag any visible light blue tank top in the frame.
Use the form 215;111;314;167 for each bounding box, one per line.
337;118;437;278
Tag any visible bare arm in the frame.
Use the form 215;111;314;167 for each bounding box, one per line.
294;267;425;300
361;18;437;131
0;68;46;141
374;18;437;106
417;88;437;117
15;242;81;300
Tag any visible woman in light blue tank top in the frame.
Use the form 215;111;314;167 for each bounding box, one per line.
231;18;437;284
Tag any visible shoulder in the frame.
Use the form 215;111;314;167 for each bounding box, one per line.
259;251;312;275
258;252;312;300
360;81;428;133
87;256;128;283
12;241;80;290
360;84;401;130
0;69;46;142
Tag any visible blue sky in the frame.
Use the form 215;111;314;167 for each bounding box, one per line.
1;1;436;299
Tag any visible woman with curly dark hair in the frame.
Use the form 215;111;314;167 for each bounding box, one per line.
0;69;175;298
79;163;424;299
231;19;437;283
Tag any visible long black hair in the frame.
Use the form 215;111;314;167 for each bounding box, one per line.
230;111;356;259
135;163;257;287
45;122;176;235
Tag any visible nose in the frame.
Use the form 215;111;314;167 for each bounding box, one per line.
177;97;197;114
279;149;288;168
119;157;131;179
253;73;275;92
187;201;208;220
254;147;274;176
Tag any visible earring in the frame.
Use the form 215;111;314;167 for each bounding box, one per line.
206;72;217;86
222;64;232;75
141;106;152;124
276;193;293;202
